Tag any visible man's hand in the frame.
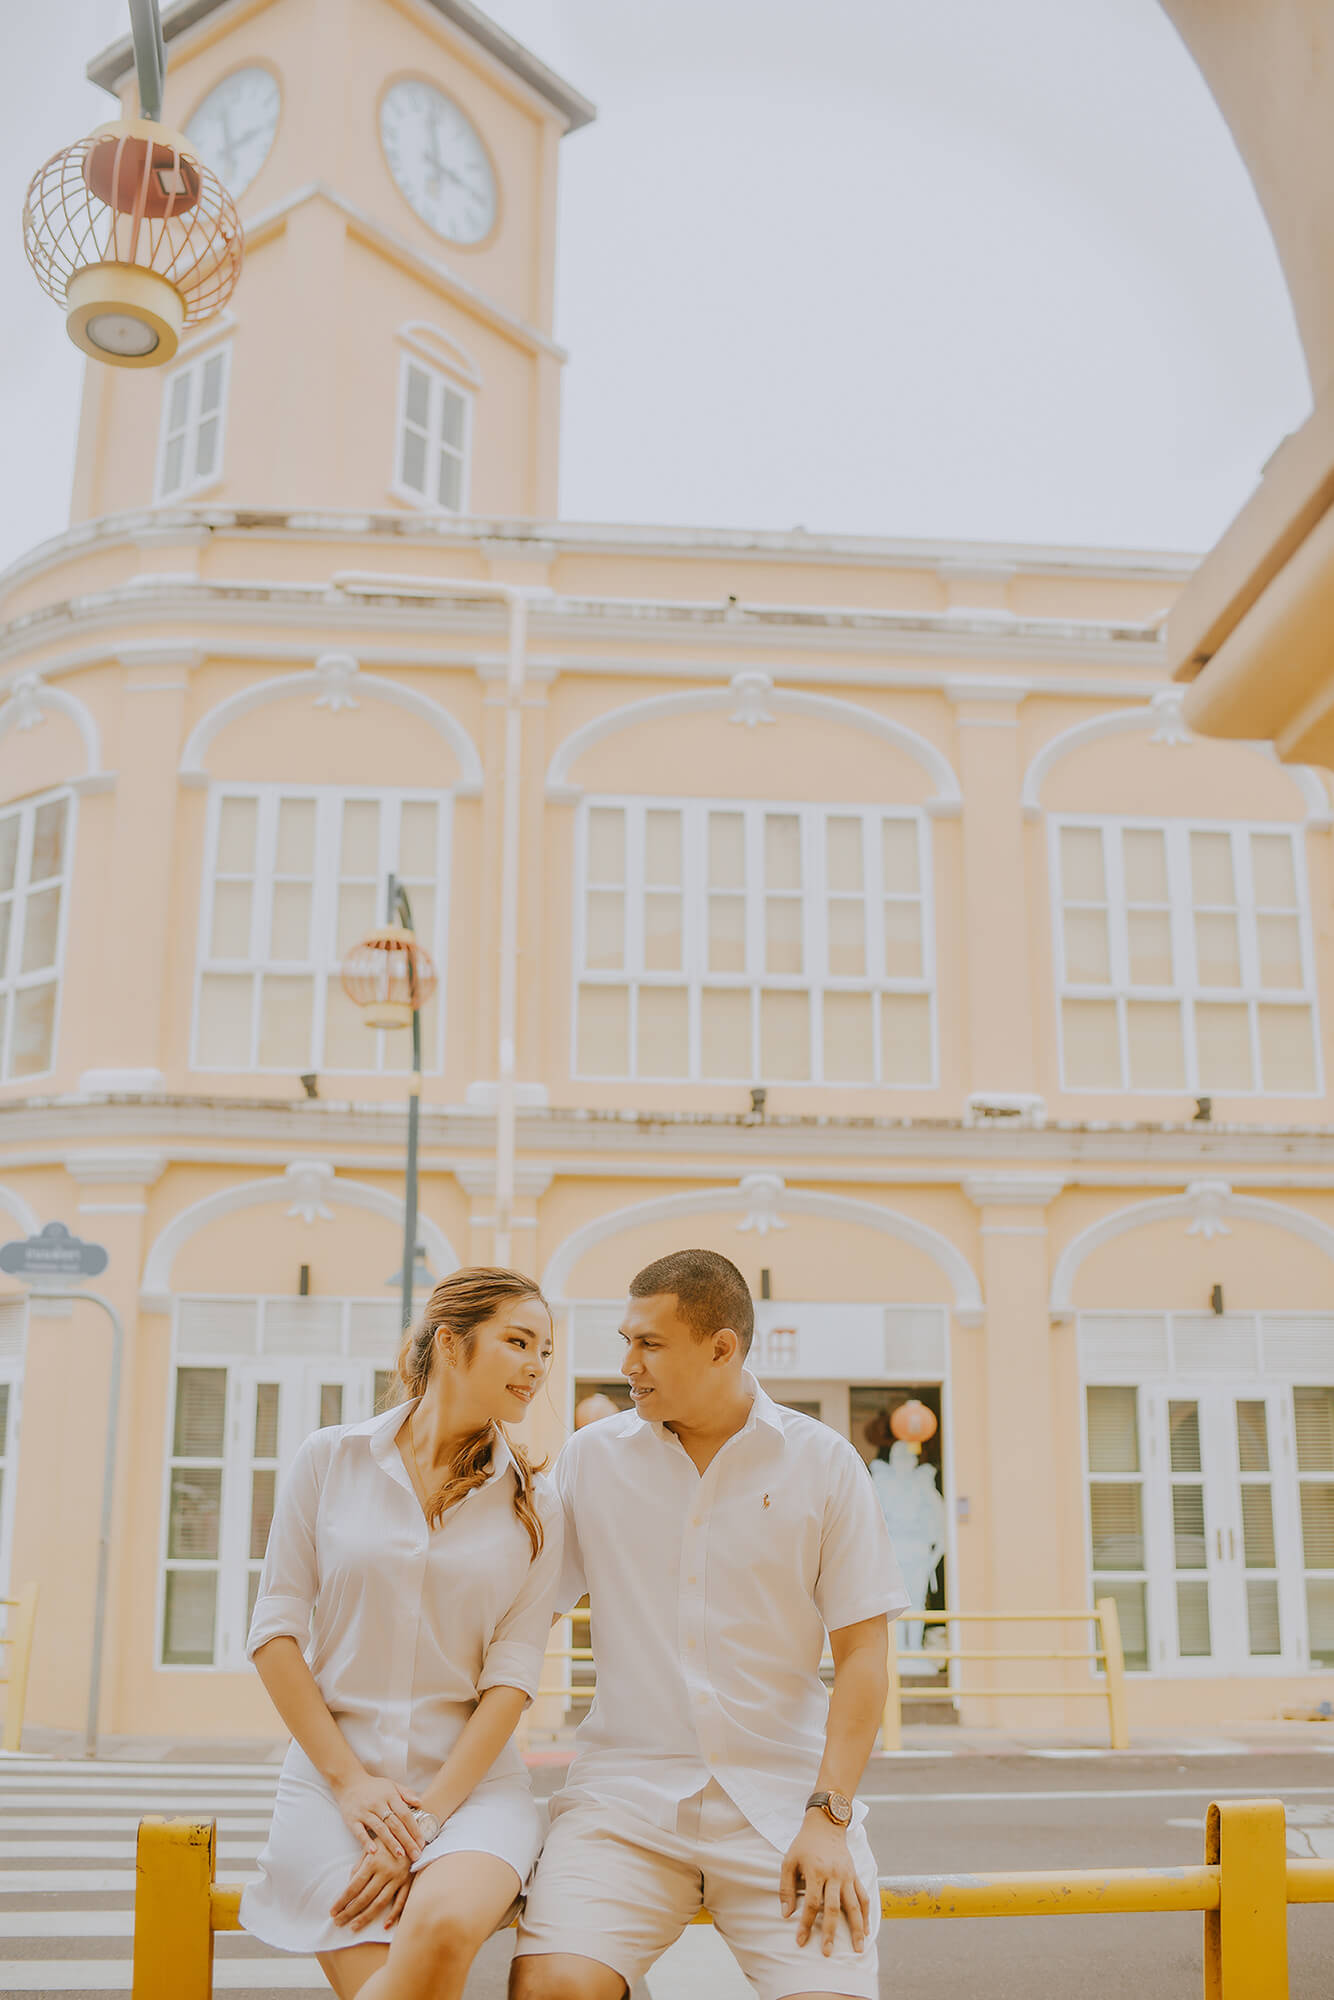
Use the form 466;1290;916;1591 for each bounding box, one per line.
779;1809;870;1956
330;1846;412;1931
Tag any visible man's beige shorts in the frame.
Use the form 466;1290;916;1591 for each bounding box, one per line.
516;1779;880;2000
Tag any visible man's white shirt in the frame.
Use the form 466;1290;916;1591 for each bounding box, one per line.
552;1370;909;1851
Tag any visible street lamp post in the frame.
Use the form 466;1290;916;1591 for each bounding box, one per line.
341;881;438;1334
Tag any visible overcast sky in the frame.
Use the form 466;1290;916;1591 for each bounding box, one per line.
1;0;1313;574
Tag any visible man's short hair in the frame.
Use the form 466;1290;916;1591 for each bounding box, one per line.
629;1248;754;1357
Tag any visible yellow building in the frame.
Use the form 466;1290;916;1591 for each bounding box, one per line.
3;0;1334;1744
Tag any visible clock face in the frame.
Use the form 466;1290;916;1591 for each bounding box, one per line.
186;66;280;199
380;80;498;245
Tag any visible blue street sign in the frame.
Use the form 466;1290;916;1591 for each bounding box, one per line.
0;1221;109;1279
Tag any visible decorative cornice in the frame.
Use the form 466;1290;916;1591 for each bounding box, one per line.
4;1095;1334;1174
88;0;597;133
945;677;1032;706
454;1164;553;1198
63;1150;167;1187
116;643;206;673
963;1174;1066;1209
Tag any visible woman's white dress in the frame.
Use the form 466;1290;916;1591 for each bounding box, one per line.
240;1400;563;1954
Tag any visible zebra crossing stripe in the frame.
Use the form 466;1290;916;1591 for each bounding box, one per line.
0;1795;275;1814
0;1962;325;1991
0;1815;273;1833
0;1758;282;1778
0;1840;263;1859
0;1913;134;1937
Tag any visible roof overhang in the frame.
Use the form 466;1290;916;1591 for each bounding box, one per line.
1169;399;1334;768
87;0;596;132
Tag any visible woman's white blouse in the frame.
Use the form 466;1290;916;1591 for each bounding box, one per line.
246;1400;562;1789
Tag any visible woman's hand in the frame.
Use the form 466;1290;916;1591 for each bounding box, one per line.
329;1770;425;1864
330;1846;413;1932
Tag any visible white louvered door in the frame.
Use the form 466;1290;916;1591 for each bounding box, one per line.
1141;1387;1302;1672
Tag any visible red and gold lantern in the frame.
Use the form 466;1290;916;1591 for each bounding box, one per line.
22;118;242;367
341;926;438;1032
889;1399;938;1456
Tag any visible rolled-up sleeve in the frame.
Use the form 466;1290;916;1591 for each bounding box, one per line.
246;1431;327;1660
478;1484;566;1701
814;1441;911;1634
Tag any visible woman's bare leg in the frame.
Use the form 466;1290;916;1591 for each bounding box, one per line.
354;1850;522;2000
316;1941;390;1998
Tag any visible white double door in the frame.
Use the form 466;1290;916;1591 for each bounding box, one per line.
1143;1384;1301;1672
222;1361;385;1664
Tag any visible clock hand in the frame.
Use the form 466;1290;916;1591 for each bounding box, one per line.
425;146;472;194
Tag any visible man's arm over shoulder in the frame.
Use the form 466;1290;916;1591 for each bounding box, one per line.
550;1424;590;1614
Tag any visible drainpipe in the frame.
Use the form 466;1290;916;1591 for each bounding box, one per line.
332;573;533;1268
493;589;527;1267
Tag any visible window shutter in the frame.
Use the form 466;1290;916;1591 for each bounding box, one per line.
1086;1386;1139;1473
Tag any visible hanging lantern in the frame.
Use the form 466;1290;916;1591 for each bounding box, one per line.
889;1399;938;1456
22;118;242;368
341;926;438;1032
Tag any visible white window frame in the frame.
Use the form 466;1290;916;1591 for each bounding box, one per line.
157;1298;405;1671
572;797;936;1086
391;353;473;515
191;784;451;1075
1080;1310;1334;1678
0;787;76;1085
154;342;232;504
1051;816;1321;1096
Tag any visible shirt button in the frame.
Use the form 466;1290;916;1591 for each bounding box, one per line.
692;1517;703;1529
687;1638;696;1651
687;1576;697;1586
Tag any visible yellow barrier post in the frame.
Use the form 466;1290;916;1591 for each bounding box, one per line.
1204;1798;1289;2000
881;1616;902;1752
1095;1596;1129;1750
132;1818;217;2000
0;1582;38;1753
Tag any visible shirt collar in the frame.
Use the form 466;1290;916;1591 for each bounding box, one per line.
742;1368;789;1437
361;1398;515;1486
644;1367;786;1448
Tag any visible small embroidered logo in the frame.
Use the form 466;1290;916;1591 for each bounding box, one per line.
762;1493;771;1508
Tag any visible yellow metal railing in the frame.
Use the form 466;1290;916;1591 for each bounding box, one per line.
0;1581;38;1753
537;1598;1130;1753
132;1796;1320;1998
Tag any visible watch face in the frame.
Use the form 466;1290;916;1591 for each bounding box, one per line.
185;66;281;199
380;80;498;244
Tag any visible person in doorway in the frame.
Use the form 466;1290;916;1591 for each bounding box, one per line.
242;1267;563;2000
512;1248;908;2000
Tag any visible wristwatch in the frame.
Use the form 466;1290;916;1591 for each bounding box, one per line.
806;1789;853;1828
410;1806;441;1845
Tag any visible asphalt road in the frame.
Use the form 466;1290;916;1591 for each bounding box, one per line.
4;1750;1330;1997
527;1750;1334;2000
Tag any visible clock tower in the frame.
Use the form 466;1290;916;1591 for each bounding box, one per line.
76;0;594;523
